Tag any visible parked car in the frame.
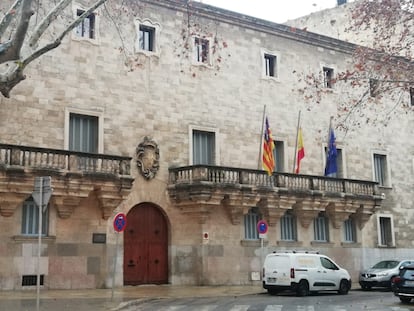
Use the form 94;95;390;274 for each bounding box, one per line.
262;251;351;296
391;263;414;303
359;260;414;290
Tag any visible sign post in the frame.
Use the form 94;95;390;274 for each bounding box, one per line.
32;176;52;311
257;220;268;280
111;213;127;301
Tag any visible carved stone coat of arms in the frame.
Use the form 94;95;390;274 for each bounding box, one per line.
136;137;160;180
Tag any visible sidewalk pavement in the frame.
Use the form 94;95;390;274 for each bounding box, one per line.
0;284;267;311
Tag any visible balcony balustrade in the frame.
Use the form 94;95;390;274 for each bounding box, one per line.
0;143;134;219
168;165;383;228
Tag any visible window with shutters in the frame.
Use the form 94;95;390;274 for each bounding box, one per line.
377;214;395;247
21;197;48;236
314;212;329;242
69;113;99;153
273;140;285;172
373;153;390;187
244;208;261;240
192;130;215;165
343;217;356;243
280;211;297;241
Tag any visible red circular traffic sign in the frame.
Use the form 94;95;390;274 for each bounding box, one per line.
257;220;268;234
113;213;127;232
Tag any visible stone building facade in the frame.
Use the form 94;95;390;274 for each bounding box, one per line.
0;0;412;290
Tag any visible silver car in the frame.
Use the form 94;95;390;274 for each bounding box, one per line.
359;260;414;290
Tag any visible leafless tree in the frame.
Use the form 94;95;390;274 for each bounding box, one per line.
297;0;414;132
0;0;107;98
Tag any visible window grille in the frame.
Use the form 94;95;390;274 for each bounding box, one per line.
22;275;44;286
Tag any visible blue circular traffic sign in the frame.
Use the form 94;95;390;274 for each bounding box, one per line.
113;213;127;232
257;220;268;234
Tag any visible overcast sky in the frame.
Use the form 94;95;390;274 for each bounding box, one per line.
196;0;352;23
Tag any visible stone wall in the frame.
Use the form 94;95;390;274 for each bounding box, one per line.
0;0;413;289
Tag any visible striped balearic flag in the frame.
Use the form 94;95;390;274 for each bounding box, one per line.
262;117;275;175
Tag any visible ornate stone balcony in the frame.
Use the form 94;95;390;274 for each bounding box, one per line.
168;165;384;228
0;143;134;219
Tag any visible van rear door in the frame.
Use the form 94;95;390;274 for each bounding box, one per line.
264;254;291;286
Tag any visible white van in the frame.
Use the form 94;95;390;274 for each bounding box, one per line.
262;251;351;296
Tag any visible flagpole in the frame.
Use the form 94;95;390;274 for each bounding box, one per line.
293;110;301;173
258;105;266;170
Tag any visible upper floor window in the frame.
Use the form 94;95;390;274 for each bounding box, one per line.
280;211;297;241
244;208;261;240
135;19;161;55
343;217;356;243
261;49;280;80
264;54;276;77
314;212;329;242
139;25;155;51
409;87;414;106
369;78;379;97
21;197;48;236
323;67;334;88
194;37;210;64
377;214;395;247
273;140;285;172
76;9;96;39
373;153;389;187
192;130;215;165
323;146;344;178
69;113;99;153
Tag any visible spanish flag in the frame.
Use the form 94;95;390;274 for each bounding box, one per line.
295;127;305;174
262;117;275;175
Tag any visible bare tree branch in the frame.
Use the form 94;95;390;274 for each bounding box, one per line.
28;0;72;48
0;0;109;98
0;0;23;38
0;0;33;63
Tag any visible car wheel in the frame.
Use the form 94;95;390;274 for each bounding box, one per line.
399;297;412;304
338;280;350;295
296;280;309;297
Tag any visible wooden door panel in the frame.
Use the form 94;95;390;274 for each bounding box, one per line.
124;203;168;285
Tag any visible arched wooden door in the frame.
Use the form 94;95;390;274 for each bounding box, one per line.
124;203;168;285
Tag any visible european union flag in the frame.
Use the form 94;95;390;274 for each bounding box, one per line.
324;127;337;177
